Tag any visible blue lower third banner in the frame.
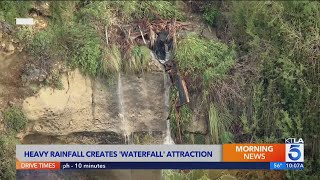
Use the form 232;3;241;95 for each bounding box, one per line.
60;162;270;170
270;162;304;170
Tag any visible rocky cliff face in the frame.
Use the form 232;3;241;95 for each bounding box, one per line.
21;69;169;144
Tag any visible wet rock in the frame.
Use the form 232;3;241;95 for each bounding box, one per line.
153;31;173;62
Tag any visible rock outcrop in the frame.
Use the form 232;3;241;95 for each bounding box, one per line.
23;70;93;134
22;69;169;144
186;94;208;134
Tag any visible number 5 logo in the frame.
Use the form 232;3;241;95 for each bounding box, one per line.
289;145;301;161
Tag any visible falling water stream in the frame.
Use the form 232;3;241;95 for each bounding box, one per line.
164;119;175;145
162;59;175;145
117;52;174;145
117;73;131;144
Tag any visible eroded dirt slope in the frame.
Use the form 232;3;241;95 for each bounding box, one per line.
0;52;28;109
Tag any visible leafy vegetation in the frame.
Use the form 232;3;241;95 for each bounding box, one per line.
1;107;26;179
0;135;18;180
21;1;184;79
0;1;32;23
28;28;57;59
64;24;102;76
1;1;319;179
176;33;235;85
228;1;320;178
16;26;33;42
208;103;233;144
124;46;152;73
3;106;28;133
0;0;185;85
171;34;235;144
50;1;77;24
169;86;197;144
101;45;122;75
27;4;103;77
108;1;184;22
203;6;219;27
76;1;110;28
174;1;320;178
169;1;319;178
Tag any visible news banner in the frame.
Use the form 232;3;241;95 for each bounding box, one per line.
16;138;304;171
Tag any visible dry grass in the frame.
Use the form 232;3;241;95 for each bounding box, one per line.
101;45;122;75
123;46;152;73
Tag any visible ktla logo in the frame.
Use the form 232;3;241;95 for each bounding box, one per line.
285;138;304;162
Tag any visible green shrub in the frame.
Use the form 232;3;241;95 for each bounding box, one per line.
50;1;77;24
168;86;194;143
0;135;18;180
76;2;110;27
231;0;318;141
49;2;106;76
64;24;102;76
176;33;235;84
16;26;33;42
203;6;220;27
141;1;184;20
28;29;56;59
0;1;32;24
230;1;320;177
179;105;193;128
124;46;152;73
3;106;27;133
108;1;184;21
208;103;233;144
29;23;102;77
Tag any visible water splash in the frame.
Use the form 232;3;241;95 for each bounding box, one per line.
164;119;175;145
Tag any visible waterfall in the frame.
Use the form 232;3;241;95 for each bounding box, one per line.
117;73;130;144
164;119;175;145
163;72;174;145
